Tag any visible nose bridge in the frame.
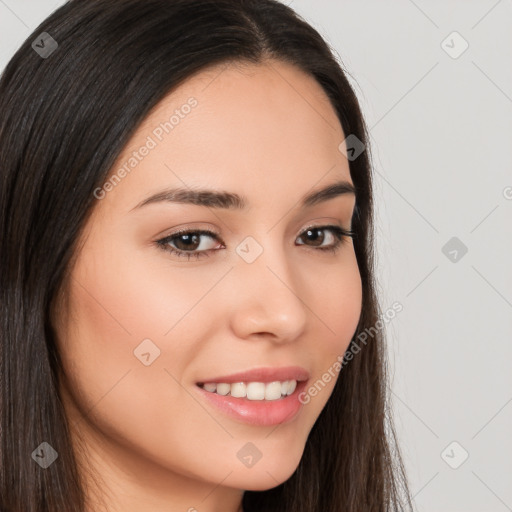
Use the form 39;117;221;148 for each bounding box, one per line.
228;232;308;340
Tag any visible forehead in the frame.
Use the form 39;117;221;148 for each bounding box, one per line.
99;59;351;213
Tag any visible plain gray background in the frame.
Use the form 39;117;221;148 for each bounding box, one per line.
1;1;511;511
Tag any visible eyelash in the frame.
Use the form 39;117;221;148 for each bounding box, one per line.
156;224;355;261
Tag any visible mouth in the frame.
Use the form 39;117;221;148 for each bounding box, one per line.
196;380;298;401
194;366;310;426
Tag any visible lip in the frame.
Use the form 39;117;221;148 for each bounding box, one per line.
196;365;310;385
195;378;309;426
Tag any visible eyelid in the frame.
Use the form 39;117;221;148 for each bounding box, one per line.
156;227;222;248
301;220;352;234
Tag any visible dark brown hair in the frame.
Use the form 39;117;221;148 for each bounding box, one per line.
0;0;414;510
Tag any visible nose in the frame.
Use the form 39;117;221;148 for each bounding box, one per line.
227;238;308;344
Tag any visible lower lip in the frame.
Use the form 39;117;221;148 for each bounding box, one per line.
195;381;308;427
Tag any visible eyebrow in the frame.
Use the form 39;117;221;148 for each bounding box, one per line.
131;179;356;212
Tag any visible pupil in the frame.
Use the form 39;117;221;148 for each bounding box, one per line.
177;234;199;249
306;228;323;246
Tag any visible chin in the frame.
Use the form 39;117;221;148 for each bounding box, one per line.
234;454;302;491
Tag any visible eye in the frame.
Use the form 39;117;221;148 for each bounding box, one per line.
296;224;355;254
156;228;222;260
156;225;355;261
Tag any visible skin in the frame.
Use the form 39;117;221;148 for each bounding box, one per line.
52;59;363;512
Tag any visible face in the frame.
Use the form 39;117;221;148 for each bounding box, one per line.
53;59;362;508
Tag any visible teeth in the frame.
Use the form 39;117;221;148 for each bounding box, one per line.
246;382;265;400
287;379;297;395
231;382;246;398
199;380;298;400
264;381;282;400
216;383;230;396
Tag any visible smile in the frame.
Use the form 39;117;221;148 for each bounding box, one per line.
197;380;297;401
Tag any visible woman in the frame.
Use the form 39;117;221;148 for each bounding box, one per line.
0;0;414;510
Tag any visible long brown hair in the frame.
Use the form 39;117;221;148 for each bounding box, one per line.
0;0;414;510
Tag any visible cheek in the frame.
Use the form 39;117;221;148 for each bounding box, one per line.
56;248;235;477
310;251;363;354
57;236;230;412
297;251;362;411
64;237;215;357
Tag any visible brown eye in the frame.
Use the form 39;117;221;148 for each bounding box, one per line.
300;227;328;247
296;225;354;253
157;229;222;260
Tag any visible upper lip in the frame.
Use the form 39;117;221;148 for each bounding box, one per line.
197;366;310;384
